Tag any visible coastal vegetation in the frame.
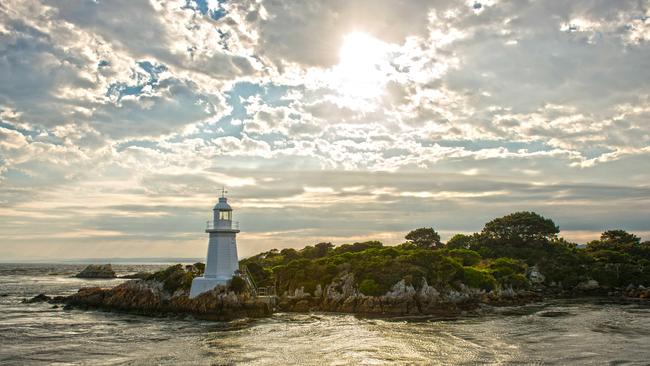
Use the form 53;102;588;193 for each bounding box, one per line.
240;211;650;297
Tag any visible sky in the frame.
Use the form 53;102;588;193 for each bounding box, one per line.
0;0;649;260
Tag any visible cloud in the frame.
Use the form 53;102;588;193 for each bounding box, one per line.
0;0;649;259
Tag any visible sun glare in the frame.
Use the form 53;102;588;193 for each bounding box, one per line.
334;32;392;101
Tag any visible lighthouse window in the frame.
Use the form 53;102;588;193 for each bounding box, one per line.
219;211;232;220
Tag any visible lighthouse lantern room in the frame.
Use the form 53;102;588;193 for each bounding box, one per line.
189;190;240;298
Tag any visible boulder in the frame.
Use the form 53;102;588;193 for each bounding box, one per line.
75;264;117;279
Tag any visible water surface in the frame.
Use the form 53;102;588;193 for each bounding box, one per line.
1;264;649;365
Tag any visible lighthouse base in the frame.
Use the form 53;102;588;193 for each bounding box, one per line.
189;276;229;299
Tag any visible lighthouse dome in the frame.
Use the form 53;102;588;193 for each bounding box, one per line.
213;196;232;211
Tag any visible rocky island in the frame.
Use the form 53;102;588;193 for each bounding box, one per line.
31;212;650;320
74;264;117;279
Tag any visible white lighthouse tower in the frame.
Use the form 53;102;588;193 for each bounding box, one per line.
189;190;240;298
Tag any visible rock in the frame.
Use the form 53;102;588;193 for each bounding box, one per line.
75;264;117;279
22;293;51;303
527;265;546;285
292;299;313;312
0;293;9;297
314;284;323;298
576;279;600;290
384;279;416;299
291;287;310;299
119;272;149;279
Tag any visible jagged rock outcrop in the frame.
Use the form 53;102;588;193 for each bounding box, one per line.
278;273;539;316
57;279;272;321
75;264;117;279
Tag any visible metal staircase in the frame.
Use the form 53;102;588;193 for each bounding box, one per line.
239;264;258;296
239;264;276;298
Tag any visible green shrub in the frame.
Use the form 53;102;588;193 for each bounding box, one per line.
462;267;497;291
448;249;482;266
358;279;382;296
487;258;527;278
145;264;195;293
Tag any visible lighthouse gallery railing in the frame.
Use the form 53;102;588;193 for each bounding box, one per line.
205;221;240;230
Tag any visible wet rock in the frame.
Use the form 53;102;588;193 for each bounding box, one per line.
22;293;51;303
75;264;117;279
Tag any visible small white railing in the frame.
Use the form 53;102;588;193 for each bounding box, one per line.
205;221;240;230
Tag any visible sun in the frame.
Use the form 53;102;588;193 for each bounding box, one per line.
333;32;392;101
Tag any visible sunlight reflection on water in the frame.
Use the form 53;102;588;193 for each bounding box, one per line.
1;264;650;365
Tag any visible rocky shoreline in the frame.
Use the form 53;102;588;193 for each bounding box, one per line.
277;274;539;317
23;270;649;321
27;279;272;321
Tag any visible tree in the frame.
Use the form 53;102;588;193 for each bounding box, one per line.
600;230;641;245
314;242;334;257
481;211;559;246
446;234;473;249
405;227;442;249
280;248;300;262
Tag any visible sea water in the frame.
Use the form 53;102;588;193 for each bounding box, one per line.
1;263;650;365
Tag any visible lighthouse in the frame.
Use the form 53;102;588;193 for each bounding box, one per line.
189;191;240;298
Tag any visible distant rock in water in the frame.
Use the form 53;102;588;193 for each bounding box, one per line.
75;264;117;279
22;293;51;303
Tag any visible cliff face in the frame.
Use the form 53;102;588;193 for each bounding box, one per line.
74;264;117;279
60;279;272;321
278;273;538;316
